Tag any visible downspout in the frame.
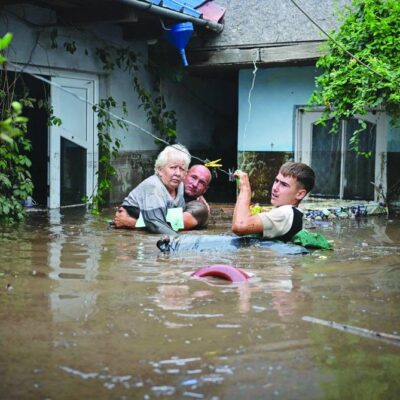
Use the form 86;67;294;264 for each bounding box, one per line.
117;0;224;33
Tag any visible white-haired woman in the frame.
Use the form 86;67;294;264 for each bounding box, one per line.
114;144;191;235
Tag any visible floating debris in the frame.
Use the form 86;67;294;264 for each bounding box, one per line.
303;316;400;346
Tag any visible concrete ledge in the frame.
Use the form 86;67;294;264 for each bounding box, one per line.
301;200;388;221
209;200;388;226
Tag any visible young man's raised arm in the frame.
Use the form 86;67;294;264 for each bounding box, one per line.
231;170;263;236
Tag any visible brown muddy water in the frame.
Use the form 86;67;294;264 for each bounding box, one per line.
0;207;400;400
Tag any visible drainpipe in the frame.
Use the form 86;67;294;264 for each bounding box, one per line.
117;0;224;33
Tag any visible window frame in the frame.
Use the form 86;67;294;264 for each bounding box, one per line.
294;107;387;202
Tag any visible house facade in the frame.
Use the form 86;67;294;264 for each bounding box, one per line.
2;0;400;209
187;0;400;205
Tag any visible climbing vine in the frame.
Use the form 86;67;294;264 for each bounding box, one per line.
132;75;177;146
89;44;178;211
0;33;19;143
48;32;178;211
49;33;178;148
0;29;180;218
309;0;400;150
84;97;125;215
95;44;177;147
0;33;33;223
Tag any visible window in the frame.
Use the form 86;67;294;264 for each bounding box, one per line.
296;110;387;201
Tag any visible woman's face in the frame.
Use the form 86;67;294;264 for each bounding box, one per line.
157;159;187;194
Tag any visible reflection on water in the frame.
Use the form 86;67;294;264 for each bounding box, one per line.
47;209;102;322
0;208;400;399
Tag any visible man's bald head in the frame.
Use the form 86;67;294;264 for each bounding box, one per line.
184;164;212;198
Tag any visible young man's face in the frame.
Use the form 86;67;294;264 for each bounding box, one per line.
270;173;307;207
184;166;211;198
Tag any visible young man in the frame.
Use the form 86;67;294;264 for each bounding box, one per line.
113;164;212;231
232;161;315;242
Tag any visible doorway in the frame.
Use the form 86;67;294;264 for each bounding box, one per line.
49;74;98;208
5;70;98;208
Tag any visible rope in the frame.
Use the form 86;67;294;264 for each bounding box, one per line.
7;61;231;177
288;0;386;80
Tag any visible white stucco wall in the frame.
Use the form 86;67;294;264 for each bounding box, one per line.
1;4;173;152
238;65;400;155
238;66;318;152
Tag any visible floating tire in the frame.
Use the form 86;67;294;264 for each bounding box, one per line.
191;264;250;282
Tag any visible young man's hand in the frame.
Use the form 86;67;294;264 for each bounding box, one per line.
234;170;251;194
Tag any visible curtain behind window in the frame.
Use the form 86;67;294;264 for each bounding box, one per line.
311;120;341;198
344;119;376;200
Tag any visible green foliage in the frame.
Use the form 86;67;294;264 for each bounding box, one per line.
0;32;13;63
49;29;77;55
84;97;124;214
85;44;177;210
0;32;34;223
63;41;77;54
249;203;268;215
133;75;177;147
0;33;18;143
0;102;33;223
50;29;58;49
309;0;400;150
95;45;139;73
95;44;177;147
48;34;179;211
0;101;25;143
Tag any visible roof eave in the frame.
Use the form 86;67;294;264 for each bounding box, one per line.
118;0;224;33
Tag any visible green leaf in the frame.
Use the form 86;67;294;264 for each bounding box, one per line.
0;32;13;50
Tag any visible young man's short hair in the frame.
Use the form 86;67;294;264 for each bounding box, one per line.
279;162;315;193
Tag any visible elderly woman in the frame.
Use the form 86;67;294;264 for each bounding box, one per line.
114;144;191;235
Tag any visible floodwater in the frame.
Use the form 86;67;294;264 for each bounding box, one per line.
0;208;400;400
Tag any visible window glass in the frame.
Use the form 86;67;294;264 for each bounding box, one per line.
344;118;376;200
311;120;341;198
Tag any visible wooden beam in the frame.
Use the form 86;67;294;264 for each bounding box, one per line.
188;48;259;67
260;42;326;63
188;41;326;68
